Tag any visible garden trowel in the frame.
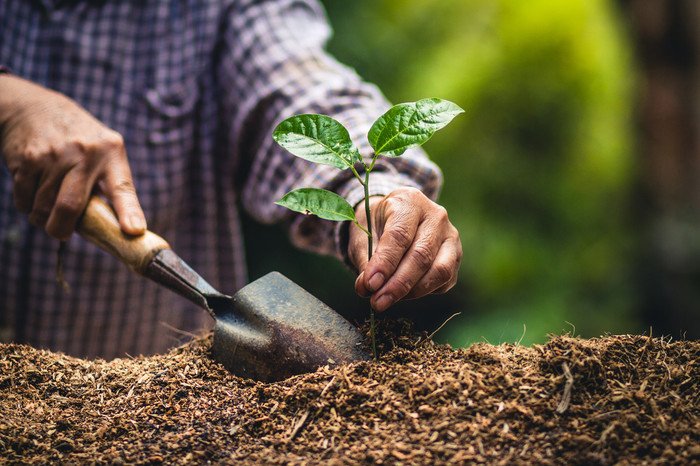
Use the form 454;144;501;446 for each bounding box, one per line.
77;196;369;382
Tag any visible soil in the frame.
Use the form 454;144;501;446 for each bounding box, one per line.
1;323;698;465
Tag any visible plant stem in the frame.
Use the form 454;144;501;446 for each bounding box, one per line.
363;164;377;360
350;165;365;185
364;170;373;261
353;221;370;237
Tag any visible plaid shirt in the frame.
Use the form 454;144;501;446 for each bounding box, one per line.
0;0;442;359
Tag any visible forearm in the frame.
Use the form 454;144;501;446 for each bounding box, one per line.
0;73;39;128
0;73;61;130
0;72;21;128
238;56;443;221
246;78;443;260
222;0;443;256
244;88;443;255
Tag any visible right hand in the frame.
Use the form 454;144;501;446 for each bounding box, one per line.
0;74;145;240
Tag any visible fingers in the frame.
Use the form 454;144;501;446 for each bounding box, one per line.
369;218;443;312
1;86;146;239
404;236;462;299
350;196;384;297
101;152;146;235
45;165;95;240
355;271;370;298
351;188;462;311
12;133;145;239
350;223;372;274
352;229;372;298
360;198;421;298
28;170;65;229
12;167;39;213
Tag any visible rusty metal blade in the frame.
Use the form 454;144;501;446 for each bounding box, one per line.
144;251;369;381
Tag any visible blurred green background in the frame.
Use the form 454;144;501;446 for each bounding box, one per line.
245;0;645;346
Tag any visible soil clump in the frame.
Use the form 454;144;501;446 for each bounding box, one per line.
1;326;698;464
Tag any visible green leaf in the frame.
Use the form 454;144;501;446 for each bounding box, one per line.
273;114;361;169
368;98;464;156
275;188;356;222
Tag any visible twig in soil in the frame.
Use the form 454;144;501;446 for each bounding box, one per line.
597;421;619;445
634;328;653;374
320;377;336;397
159;321;202;340
556;362;574;414
2;334;698;464
340;366;354;389
591;410;621;421
287;410;310;442
515;324;527;346
230;416;271;437
418;312;461;346
520;443;529;456
476;438;486;457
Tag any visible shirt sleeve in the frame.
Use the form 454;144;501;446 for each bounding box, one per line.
220;0;443;262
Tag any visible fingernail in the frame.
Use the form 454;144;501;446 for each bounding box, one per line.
375;294;392;312
368;273;385;292
128;215;146;232
355;273;369;297
355;272;363;287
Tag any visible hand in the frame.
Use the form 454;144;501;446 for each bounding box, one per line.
349;187;462;312
0;74;145;240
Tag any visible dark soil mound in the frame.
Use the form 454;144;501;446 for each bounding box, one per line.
1;331;698;465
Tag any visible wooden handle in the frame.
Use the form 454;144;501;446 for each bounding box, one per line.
78;196;170;274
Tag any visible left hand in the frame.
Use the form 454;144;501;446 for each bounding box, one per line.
349;187;462;312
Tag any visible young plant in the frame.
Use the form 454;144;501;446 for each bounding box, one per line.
273;98;463;358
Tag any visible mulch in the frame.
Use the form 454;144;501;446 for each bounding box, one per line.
1;324;698;465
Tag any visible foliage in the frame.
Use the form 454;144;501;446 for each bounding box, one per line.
273;101;463;355
272;114;360;169
245;0;639;347
368;99;464;156
276;188;357;222
315;0;640;346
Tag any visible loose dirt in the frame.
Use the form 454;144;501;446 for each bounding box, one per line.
1;324;698;465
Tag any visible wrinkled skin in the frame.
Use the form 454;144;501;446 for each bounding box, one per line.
349;187;462;312
0;75;461;311
0;74;145;240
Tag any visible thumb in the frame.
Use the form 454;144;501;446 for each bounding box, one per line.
350;223;371;297
351;196;385;297
102;158;146;235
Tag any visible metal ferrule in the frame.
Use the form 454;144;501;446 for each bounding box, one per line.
143;249;228;319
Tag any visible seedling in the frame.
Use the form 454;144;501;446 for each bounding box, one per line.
272;98;463;358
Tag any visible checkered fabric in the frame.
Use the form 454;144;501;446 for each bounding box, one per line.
0;0;442;358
